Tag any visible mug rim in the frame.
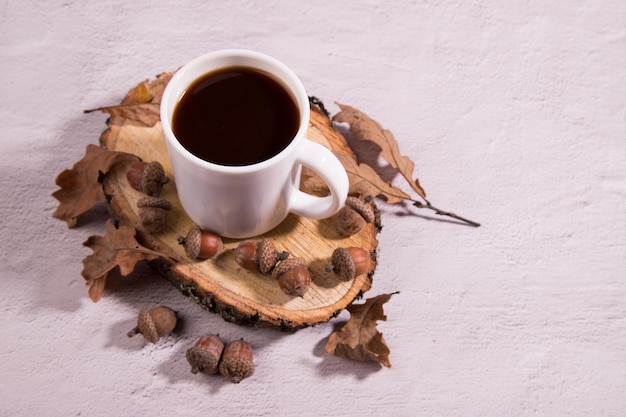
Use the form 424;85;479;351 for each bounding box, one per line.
160;49;310;175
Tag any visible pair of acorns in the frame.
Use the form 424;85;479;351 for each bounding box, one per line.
177;225;372;298
126;160;173;234
126;306;254;383
336;195;377;237
186;335;254;384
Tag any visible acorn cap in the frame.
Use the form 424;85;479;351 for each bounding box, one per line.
219;340;255;384
136;310;159;343
329;247;356;281
271;257;308;279
186;334;225;375
141;161;169;196
136;196;172;210
346;196;375;224
256;239;279;274
182;225;202;259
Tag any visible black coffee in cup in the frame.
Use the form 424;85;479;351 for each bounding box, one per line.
172;66;300;166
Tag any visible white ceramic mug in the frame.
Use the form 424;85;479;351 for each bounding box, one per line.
161;49;349;238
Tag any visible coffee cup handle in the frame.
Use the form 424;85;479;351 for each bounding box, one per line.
289;140;349;219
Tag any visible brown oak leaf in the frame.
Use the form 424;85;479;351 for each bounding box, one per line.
84;71;174;127
335;152;411;204
134;71;174;105
325;292;398;368
333;103;427;199
301;107;410;202
52;144;139;227
301;152;409;203
121;82;153;105
82;219;166;302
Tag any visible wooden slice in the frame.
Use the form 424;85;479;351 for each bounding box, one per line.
99;75;380;330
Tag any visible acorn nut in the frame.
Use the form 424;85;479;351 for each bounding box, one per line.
336;196;376;236
325;247;371;281
126;161;169;196
234;241;260;272
272;257;311;297
137;196;171;233
178;225;223;259
127;306;177;343
186;334;225;375
219;340;255;384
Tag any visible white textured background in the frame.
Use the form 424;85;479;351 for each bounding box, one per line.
2;1;625;416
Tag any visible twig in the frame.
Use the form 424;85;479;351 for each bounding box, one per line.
412;200;481;227
308;96;330;118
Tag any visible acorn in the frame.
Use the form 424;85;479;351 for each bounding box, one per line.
272;257;311;297
336;196;375;236
234;239;289;274
186;334;225;375
178;225;223;259
234;241;260;272
325;247;371;281
126;161;170;196
137;196;171;233
219;340;255;384
127;306;178;343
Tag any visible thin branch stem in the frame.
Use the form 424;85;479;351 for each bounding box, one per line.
412;200;481;227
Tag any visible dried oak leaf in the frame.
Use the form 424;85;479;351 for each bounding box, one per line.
122;81;153;105
301;107;409;202
52;144;139;228
333;103;427;199
82;219;165;302
335;152;411;204
84;71;175;126
325;292;397;368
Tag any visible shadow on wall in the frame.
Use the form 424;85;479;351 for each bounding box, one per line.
5;109;112;314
